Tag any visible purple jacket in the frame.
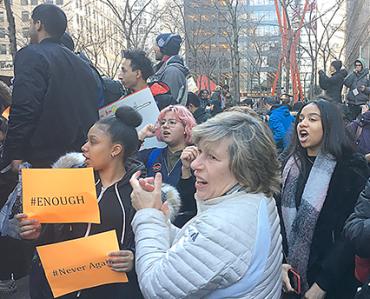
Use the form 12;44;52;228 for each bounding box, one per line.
348;111;370;155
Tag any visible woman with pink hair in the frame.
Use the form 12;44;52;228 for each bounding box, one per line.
137;105;197;227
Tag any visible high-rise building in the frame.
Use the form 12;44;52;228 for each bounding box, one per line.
345;0;370;66
242;0;280;95
0;0;124;77
183;0;231;87
183;0;281;95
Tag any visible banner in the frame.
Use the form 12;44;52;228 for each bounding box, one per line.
22;168;100;224
37;230;128;298
98;87;165;149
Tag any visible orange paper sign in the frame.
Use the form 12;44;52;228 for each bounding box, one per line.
1;106;10;120
37;230;128;298
22;168;100;223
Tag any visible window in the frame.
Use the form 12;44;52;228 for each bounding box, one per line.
21;0;28;5
45;0;53;3
0;44;7;55
0;28;5;38
0;12;4;23
56;0;63;4
31;0;38;5
22;27;29;39
21;11;29;22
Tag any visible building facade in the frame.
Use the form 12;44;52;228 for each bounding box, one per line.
183;0;280;95
0;0;124;77
242;0;280;95
345;0;370;66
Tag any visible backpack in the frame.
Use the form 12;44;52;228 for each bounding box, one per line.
101;77;126;106
77;52;126;108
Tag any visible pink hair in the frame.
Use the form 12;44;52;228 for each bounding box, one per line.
155;105;196;145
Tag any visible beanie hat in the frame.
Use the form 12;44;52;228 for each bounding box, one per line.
331;60;342;72
156;33;182;56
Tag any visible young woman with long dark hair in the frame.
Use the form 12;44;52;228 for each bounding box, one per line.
280;99;368;299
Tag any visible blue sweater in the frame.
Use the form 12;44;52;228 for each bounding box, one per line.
268;105;294;150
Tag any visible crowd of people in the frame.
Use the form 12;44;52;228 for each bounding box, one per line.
1;3;370;299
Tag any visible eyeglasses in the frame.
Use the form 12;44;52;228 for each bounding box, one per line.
159;119;178;127
355;64;362;67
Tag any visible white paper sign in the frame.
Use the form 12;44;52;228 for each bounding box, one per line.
353;88;359;96
99;88;165;149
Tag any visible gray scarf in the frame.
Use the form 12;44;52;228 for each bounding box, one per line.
281;152;336;292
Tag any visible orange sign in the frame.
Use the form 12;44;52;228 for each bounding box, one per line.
37;230;128;298
22;168;100;223
1;106;10;120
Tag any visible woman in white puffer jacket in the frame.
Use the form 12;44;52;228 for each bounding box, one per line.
130;111;283;299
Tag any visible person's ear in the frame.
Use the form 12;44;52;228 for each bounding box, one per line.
136;69;142;80
111;144;123;158
34;20;42;32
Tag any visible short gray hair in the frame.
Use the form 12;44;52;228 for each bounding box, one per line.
192;111;280;197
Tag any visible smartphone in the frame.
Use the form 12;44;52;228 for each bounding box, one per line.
288;268;301;295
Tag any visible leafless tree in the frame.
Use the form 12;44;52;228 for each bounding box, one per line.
100;0;165;50
213;0;242;104
298;0;346;99
2;0;17;62
161;0;228;90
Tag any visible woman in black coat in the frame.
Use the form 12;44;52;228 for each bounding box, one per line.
279;99;368;299
344;178;370;283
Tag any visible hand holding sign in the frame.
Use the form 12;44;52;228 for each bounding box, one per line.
37;230;127;298
107;250;134;273
15;213;41;240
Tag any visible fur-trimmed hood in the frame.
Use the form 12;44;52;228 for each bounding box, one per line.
52;152;181;220
161;183;181;222
52;152;85;168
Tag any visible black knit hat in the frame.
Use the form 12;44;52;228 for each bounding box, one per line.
156;33;182;56
331;60;342;72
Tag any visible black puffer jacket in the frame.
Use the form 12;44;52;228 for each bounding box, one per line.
345;178;370;257
319;69;348;103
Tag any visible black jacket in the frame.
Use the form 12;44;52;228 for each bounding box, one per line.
319;69;348;103
344;178;370;257
344;58;370;106
193;107;210;124
280;153;368;299
29;159;145;299
3;38;99;167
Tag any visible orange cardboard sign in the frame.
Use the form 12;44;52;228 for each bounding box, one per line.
37;230;128;298
1;106;10;120
22;168;100;223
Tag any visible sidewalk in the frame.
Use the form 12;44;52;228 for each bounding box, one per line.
0;276;30;299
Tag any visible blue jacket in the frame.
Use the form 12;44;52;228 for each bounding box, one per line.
137;147;182;187
268;105;294;150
